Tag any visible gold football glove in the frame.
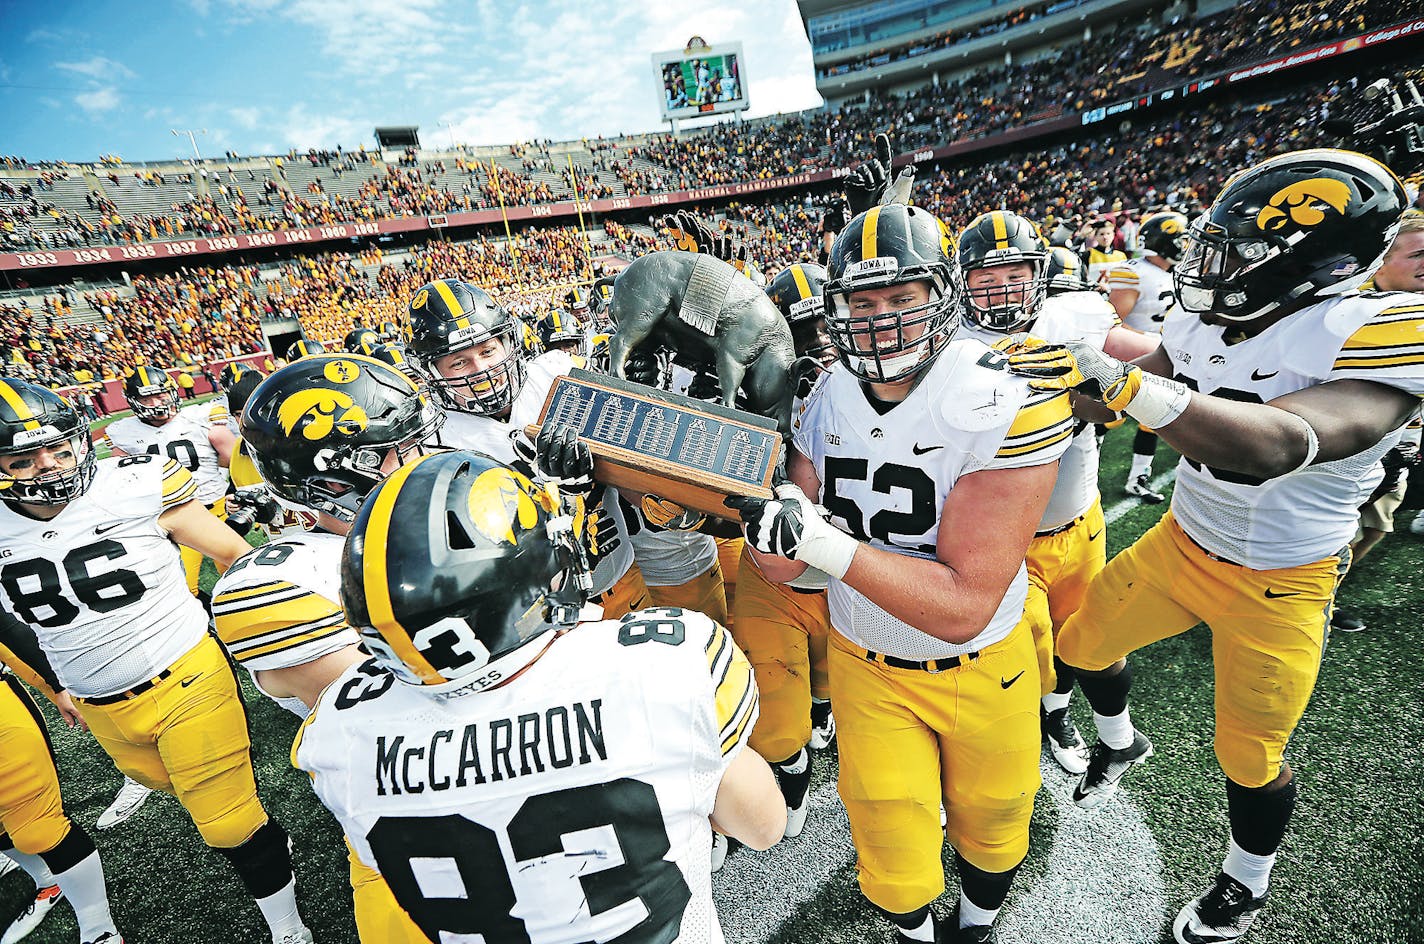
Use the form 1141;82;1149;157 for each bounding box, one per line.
1008;340;1143;411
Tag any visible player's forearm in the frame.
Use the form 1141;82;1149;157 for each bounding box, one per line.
841;545;1005;645
744;541;808;583
1154;398;1312;479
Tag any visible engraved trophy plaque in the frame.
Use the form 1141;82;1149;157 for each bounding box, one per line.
528;369;781;521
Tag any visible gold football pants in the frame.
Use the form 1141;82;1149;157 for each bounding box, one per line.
1058;511;1348;787
179;497;228;596
76;634;269;847
348;841;426;943
828;620;1040;913
731;547;831;762
0;676;72;855
1024;498;1107;694
593;562;653;621
715;536;743;629
645;558;730;628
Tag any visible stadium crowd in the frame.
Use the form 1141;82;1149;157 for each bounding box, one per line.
1;0;1411;255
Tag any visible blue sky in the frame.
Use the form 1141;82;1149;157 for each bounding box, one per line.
0;0;824;163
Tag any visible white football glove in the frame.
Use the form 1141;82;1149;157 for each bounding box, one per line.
725;483;857;579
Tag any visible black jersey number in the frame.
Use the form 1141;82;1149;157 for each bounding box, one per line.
1;540;147;627
367;778;690;944
146;439;201;472
1172;373;1268;486
823;457;938;550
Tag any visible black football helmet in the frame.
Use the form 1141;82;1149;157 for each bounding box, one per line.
824;204;960;383
957;211;1050;332
240;354;445;522
123;365;180;422
225;368;266;420
219;362;263;393
1046;247;1092;295
341;450;591;694
406;278;526;416
344;328;379;353
377;320;401;343
0;378;97;505
1137;211;1190;264
537;308;585;351
1175;149;1409;324
767;262;837;377
286;338;327;361
566;286;591;315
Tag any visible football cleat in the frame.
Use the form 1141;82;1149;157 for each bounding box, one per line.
0;854;16;881
1073;730;1154;809
1329;608;1366;633
2;885;62;944
1172;873;1267;943
1041;706;1090;775
96;777;152;829
809;700;836;750
710;830;738;873
776;749;814;839
274;930;315;944
1125;474;1166;504
82;935;123;944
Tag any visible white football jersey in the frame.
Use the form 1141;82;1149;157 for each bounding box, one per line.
1163;291;1424;569
210;530;358;707
441;350;635;596
1107;257;1179;334
294;608;756;944
793;338;1073;658
0;456;207;698
105;402;230;504
963;292;1117;530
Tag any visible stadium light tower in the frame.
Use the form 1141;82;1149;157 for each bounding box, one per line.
171;128;208;162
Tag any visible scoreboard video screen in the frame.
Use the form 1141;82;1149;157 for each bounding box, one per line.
654;41;748;120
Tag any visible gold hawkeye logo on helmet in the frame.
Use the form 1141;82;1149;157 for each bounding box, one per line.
466;467;548;546
277;390;369;440
1255;178;1352;232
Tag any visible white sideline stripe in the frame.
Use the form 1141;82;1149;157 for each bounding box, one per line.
1105;469;1178;527
714;752;1164;944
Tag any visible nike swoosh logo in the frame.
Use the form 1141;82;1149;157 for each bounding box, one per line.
94;522;124;534
1251;369;1279;381
1001;670;1025;689
1088;529;1104;541
911;443;943;455
1263;588;1299;599
180;674;201;688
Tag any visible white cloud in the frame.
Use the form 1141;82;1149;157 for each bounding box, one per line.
75;87;121;114
278;105;370;150
54;56;136;81
230;106;264;129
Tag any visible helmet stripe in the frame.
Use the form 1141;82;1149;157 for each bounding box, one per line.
138;366;151;387
0;380;40;431
362;457;447;685
790;264;813;301
991;211;1009;249
433;279;464;318
861;206;881;261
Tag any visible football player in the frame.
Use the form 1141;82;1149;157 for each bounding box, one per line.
406;278;651;619
344;327;380;353
0;614;123;944
0;379;313;943
294;449;785;942
1045;246;1093;295
1007;149;1423;943
105;366;236;601
217;362;266;436
536;307;586;356
212;355;445;943
1107;211;1191;503
956;210;1157;775
285;339;326;361
730;204;1072;943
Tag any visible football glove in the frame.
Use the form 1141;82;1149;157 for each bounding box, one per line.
1008;340;1143;411
640;494;705;531
844;132;917;216
534;423;595;498
725;483;857;579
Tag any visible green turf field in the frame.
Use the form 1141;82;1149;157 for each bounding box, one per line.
3;424;1421;943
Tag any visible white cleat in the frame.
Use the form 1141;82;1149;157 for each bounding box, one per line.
1;885;62;944
96;777;152;830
